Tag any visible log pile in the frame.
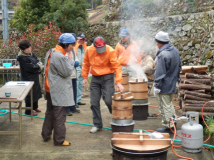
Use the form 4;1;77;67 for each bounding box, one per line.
179;66;214;117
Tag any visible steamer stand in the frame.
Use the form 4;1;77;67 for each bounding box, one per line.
130;78;150;120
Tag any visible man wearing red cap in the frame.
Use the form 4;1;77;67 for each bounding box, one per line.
82;36;124;133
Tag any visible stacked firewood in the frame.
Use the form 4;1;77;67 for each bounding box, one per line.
179;65;214;117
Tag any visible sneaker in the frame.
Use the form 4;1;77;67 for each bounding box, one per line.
66;112;72;116
76;105;79;108
71;109;80;113
90;127;101;133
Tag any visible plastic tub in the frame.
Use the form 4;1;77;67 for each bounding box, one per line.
3;63;12;68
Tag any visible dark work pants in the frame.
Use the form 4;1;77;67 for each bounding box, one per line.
66;79;77;112
41;92;66;145
90;74;115;128
25;101;38;114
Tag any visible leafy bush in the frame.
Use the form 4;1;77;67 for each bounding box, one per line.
0;22;62;59
204;116;214;135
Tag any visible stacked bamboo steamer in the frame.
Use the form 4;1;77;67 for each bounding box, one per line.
115;73;129;92
110;92;135;132
129;78;150;120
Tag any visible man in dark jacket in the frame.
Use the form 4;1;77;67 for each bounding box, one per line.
154;31;181;133
17;40;42;116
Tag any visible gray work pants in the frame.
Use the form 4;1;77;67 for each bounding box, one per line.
41;92;66;145
156;93;176;128
90;74;115;128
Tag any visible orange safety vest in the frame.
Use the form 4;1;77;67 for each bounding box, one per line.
73;43;87;55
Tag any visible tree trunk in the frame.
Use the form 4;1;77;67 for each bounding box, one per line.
184;107;214;112
179;97;184;109
184;102;214;107
180;75;185;79
179;84;211;91
183;112;214;117
181;65;208;74
183;80;211;87
185;99;207;104
185;73;211;79
184;91;211;99
184;94;211;101
182;79;210;84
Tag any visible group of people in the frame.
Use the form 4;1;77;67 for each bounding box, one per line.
17;29;181;146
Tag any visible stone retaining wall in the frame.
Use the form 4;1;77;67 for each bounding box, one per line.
86;10;214;73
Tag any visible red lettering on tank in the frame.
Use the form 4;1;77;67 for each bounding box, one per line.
181;132;192;139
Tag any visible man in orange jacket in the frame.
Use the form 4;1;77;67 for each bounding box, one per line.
82;36;124;133
73;33;87;107
115;29;141;78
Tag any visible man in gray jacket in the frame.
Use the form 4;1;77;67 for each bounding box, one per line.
154;31;181;133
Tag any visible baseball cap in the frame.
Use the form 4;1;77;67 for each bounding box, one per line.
93;36;106;54
119;29;129;37
155;31;170;43
77;32;86;39
71;33;77;40
59;33;76;44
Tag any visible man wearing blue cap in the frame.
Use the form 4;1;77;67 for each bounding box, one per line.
115;29;141;78
42;33;76;146
154;31;181;133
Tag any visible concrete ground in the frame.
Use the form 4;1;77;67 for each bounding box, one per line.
0;90;213;160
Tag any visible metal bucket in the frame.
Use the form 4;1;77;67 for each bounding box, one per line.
110;121;135;133
111;144;168;160
133;105;148;120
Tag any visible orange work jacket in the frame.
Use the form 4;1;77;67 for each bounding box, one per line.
81;45;122;83
115;41;141;66
44;45;66;93
73;43;87;55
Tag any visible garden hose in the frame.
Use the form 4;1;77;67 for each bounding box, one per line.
0;109;214;149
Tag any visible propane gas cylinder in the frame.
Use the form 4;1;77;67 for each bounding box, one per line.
181;111;203;153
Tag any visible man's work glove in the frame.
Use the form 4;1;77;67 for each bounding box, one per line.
74;61;79;67
154;87;161;94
